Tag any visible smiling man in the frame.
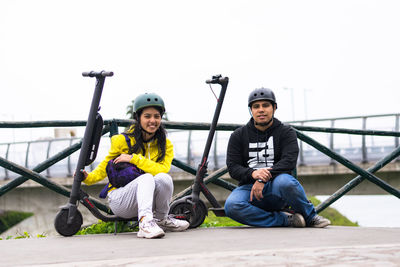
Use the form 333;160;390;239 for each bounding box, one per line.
224;88;330;228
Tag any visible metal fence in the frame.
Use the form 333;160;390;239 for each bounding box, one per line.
0;115;399;214
1;114;399;180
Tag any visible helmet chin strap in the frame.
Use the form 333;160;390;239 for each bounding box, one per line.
141;128;156;142
250;108;275;128
140;127;152;135
254;117;274;127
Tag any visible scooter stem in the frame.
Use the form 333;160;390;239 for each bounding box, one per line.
191;76;229;204
68;71;112;219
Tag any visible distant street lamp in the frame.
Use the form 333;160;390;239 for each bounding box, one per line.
303;88;311;120
284;87;295;121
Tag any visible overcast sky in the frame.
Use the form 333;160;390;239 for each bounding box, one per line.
1;0;400;135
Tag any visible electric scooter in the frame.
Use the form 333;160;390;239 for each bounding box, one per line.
54;71;136;236
169;74;229;228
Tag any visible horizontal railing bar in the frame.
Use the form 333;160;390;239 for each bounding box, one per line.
293;125;400;137
0;120;243;131
0;121;89;128
1;120;399;137
0;137;82;146
286;113;400;124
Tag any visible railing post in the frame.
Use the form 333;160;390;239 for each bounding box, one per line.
67;138;73;177
187;130;192;165
396;114;399;162
362;117;368;163
214;131;219;170
25;141;31;168
46;140;53;177
330;119;336;165
5;143;10;179
298;122;305;166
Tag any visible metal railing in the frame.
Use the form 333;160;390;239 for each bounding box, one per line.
1;114;400;180
287;113;400;165
0;116;399;214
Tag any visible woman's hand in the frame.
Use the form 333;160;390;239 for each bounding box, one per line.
113;154;133;164
80;169;89;180
74;169;88;180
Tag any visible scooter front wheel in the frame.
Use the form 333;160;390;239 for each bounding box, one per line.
54;208;83;236
169;198;207;228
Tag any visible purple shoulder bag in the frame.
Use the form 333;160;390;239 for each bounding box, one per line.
99;133;144;198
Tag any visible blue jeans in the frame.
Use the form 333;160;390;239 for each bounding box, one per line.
224;173;317;227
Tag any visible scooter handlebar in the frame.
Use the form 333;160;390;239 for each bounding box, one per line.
82;71;114;77
205;74;229;85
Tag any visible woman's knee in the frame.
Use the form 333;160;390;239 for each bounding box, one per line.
154;173;173;190
134;173;155;188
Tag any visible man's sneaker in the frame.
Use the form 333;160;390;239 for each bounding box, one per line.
137;216;165;239
283;212;306;227
156;215;190;232
309;215;331;228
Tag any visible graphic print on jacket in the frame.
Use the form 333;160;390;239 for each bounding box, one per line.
247;137;274;169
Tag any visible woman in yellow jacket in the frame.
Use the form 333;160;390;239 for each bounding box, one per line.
82;93;189;238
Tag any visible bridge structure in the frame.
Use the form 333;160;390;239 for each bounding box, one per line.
0;113;399;236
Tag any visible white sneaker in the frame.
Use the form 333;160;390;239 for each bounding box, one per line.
137;216;165;239
156;215;190;232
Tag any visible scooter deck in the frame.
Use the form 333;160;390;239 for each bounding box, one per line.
209;207;226;217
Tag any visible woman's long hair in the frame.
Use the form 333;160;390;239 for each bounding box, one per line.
125;107;167;162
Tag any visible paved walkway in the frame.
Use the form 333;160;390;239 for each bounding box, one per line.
1;226;400;266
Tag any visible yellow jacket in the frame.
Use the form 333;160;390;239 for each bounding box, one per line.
84;133;174;186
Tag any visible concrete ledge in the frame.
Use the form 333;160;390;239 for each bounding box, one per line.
297;161;400;175
1;226;399;266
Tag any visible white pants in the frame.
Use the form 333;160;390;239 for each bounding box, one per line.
107;173;173;220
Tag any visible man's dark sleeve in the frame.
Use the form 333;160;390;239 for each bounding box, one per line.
270;126;299;177
226;130;254;185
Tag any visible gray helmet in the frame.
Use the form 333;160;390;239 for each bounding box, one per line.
133;93;165;115
248;88;277;108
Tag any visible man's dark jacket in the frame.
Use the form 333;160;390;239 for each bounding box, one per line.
226;118;299;186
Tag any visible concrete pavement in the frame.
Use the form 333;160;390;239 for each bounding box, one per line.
1;226;400;266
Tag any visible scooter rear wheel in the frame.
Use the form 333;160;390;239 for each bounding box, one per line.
169;198;207;228
54;208;83;236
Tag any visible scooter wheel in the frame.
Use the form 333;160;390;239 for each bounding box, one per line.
54;208;83;237
169;198;207;228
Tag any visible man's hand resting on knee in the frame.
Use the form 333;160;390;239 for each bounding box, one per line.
250;168;272;201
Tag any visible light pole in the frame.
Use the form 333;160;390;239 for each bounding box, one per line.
284;87;295;121
303;88;312;120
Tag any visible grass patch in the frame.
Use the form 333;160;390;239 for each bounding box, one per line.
0;210;34;234
310;196;358;226
200;211;243;228
77;221;138;235
0;231;46;240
